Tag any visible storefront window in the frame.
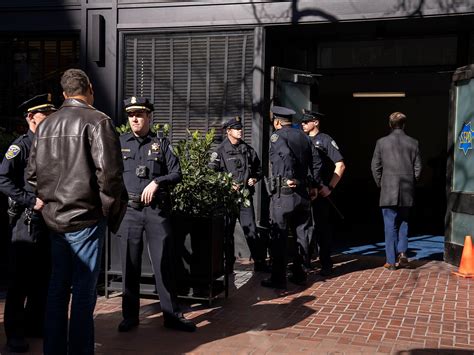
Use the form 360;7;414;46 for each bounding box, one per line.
0;36;79;133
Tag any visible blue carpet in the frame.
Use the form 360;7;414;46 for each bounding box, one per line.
338;235;444;261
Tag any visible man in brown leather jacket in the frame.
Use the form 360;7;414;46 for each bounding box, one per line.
27;68;127;355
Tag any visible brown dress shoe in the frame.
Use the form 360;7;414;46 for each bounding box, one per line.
383;263;397;271
397;253;408;267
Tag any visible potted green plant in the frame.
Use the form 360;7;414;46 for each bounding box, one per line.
171;128;249;300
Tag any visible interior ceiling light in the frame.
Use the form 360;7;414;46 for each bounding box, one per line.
352;92;406;98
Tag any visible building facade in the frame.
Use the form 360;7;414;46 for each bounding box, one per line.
1;0;474;264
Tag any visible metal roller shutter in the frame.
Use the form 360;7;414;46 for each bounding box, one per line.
123;31;254;144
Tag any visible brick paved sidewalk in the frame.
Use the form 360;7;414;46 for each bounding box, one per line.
1;254;473;354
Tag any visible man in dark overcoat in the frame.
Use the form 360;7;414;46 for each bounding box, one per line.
371;112;422;270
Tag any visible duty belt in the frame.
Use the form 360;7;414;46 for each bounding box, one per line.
128;193;145;210
264;176;303;197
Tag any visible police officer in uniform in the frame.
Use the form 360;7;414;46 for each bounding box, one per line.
0;94;55;352
209;116;267;272
116;97;196;333
301;110;345;276
261;106;321;289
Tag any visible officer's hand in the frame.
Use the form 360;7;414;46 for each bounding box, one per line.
142;181;159;205
286;179;297;188
319;185;332;198
33;198;45;211
232;182;241;191
247;178;257;187
309;188;318;201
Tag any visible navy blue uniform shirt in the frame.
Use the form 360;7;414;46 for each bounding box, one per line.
119;131;181;195
0;130;36;207
309;132;343;185
210;138;262;190
269;125;322;186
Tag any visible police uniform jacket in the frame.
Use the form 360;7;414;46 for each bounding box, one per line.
0;130;36;208
371;129;422;207
310;132;344;185
120;131;181;196
26;98;127;233
270;125;322;187
210;138;262;194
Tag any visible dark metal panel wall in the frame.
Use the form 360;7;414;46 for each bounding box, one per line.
115;0;474;29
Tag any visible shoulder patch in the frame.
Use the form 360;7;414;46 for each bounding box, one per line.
331;140;339;150
5;145;21;160
270;133;279;143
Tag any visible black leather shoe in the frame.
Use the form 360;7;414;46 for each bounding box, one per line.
118;318;139;332
6;338;29;353
164;314;196;332
261;278;287;289
398;253;408;267
319;266;333;277
289;273;307;286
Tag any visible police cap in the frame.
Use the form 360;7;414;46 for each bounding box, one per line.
271;106;295;121
123;96;154;112
18;93;56;115
301;109;325;123
223;116;243;130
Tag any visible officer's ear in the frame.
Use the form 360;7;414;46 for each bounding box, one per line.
25;112;34;123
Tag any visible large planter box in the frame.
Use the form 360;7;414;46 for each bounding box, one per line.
173;214;226;301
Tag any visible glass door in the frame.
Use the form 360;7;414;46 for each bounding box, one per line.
270;66;318;121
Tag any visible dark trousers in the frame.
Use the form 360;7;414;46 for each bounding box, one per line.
309;197;334;269
4;213;50;341
269;190;312;282
226;199;266;264
116;206;179;321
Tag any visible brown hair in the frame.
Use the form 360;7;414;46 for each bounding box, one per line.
61;69;91;96
389;112;406;129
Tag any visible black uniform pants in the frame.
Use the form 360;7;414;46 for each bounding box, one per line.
4;213;50;341
270;190;312;283
226;199;266;264
116;205;179;321
310;197;334;269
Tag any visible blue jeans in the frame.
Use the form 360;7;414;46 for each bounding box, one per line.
44;219;106;355
382;207;409;265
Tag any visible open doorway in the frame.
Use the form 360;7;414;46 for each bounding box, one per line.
317;71;449;249
264;16;472;255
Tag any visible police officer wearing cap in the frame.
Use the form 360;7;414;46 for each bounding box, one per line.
0;94;56;352
261;106;322;289
301;110;345;276
116;96;196;333
209;116;267;272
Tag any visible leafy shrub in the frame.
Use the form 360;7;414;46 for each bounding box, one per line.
171;129;249;217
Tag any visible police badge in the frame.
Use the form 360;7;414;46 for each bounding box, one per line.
151;142;160;152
